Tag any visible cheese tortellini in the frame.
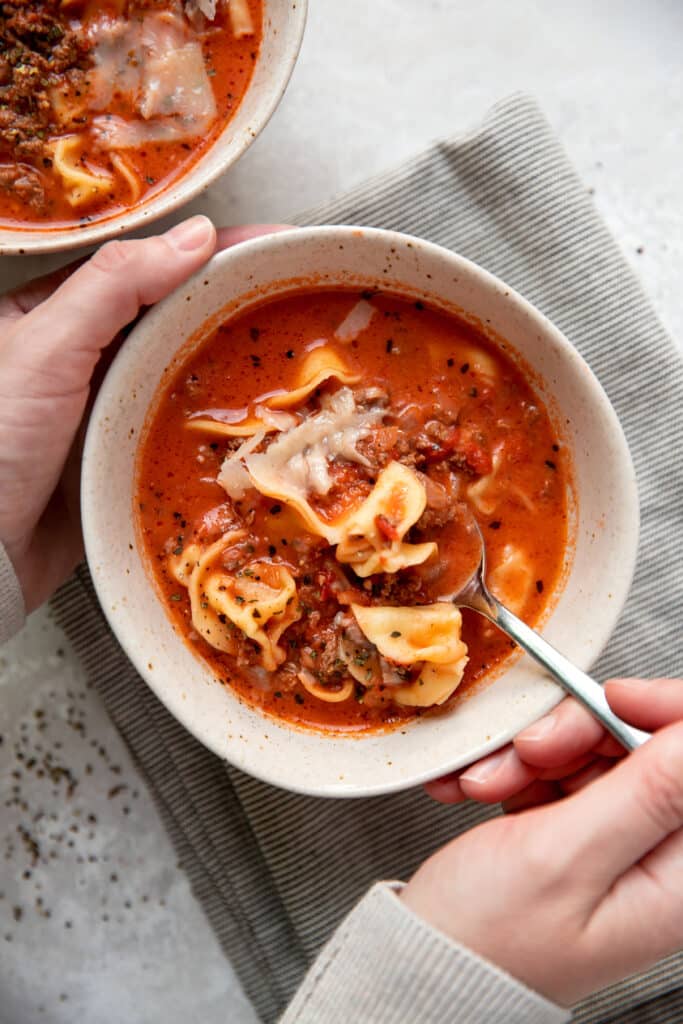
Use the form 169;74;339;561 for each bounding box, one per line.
335;462;437;577
169;533;300;671
351;604;469;707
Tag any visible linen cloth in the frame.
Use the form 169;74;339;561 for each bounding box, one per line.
51;94;683;1023
0;542;25;646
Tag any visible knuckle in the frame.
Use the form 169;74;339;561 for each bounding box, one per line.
90;238;138;274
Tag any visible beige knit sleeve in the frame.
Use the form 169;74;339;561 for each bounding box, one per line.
0;542;26;645
280;882;569;1024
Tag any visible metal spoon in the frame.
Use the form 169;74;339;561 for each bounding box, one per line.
442;511;650;751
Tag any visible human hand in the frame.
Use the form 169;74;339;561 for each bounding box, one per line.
424;679;676;810
0;218;287;612
404;678;683;1005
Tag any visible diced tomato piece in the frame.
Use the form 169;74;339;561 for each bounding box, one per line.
375;514;401;542
459;439;492;475
447;426;493;475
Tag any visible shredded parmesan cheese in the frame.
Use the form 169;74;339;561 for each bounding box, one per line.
217;429;265;499
334;300;377;344
237;388;383;534
228;0;255;37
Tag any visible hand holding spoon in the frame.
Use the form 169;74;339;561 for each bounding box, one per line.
442;510;650;752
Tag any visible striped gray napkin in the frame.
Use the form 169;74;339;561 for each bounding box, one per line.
52;94;683;1023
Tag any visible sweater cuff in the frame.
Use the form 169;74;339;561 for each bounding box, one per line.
280;882;569;1024
0;542;26;645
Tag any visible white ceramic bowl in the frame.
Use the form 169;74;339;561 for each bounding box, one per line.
81;226;639;797
0;0;306;256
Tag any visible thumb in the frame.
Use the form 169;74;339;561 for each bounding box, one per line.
12;215;216;393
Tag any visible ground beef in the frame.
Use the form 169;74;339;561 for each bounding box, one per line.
316;468;373;517
301;628;346;683
362;571;428;606
414;472;460;531
417;502;459;532
194;502;246;543
413;421;492;476
0;0;91;162
355;425;401;473
0;160;44;206
232;632;266;668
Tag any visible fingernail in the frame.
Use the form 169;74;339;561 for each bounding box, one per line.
517;713;557;743
166;215;214;251
460;747;513;785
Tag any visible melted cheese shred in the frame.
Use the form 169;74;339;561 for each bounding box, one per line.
228;0;255;37
229;387;384;536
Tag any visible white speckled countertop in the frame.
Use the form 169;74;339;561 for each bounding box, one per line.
1;1;682;1021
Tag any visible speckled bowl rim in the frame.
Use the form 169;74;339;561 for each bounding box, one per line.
81;226;640;797
0;0;307;256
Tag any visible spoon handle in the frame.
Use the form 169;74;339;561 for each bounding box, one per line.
485;596;651;751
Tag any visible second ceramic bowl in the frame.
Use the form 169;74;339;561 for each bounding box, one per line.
0;0;307;256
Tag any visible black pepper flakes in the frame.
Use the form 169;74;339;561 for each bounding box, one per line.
536;580;544;593
488;520;502;530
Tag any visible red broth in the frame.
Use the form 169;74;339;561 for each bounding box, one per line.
136;290;570;732
0;0;262;229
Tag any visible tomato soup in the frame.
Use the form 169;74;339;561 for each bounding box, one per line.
0;0;261;228
136;290;570;732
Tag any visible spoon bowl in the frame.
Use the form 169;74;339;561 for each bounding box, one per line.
442;510;650;752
